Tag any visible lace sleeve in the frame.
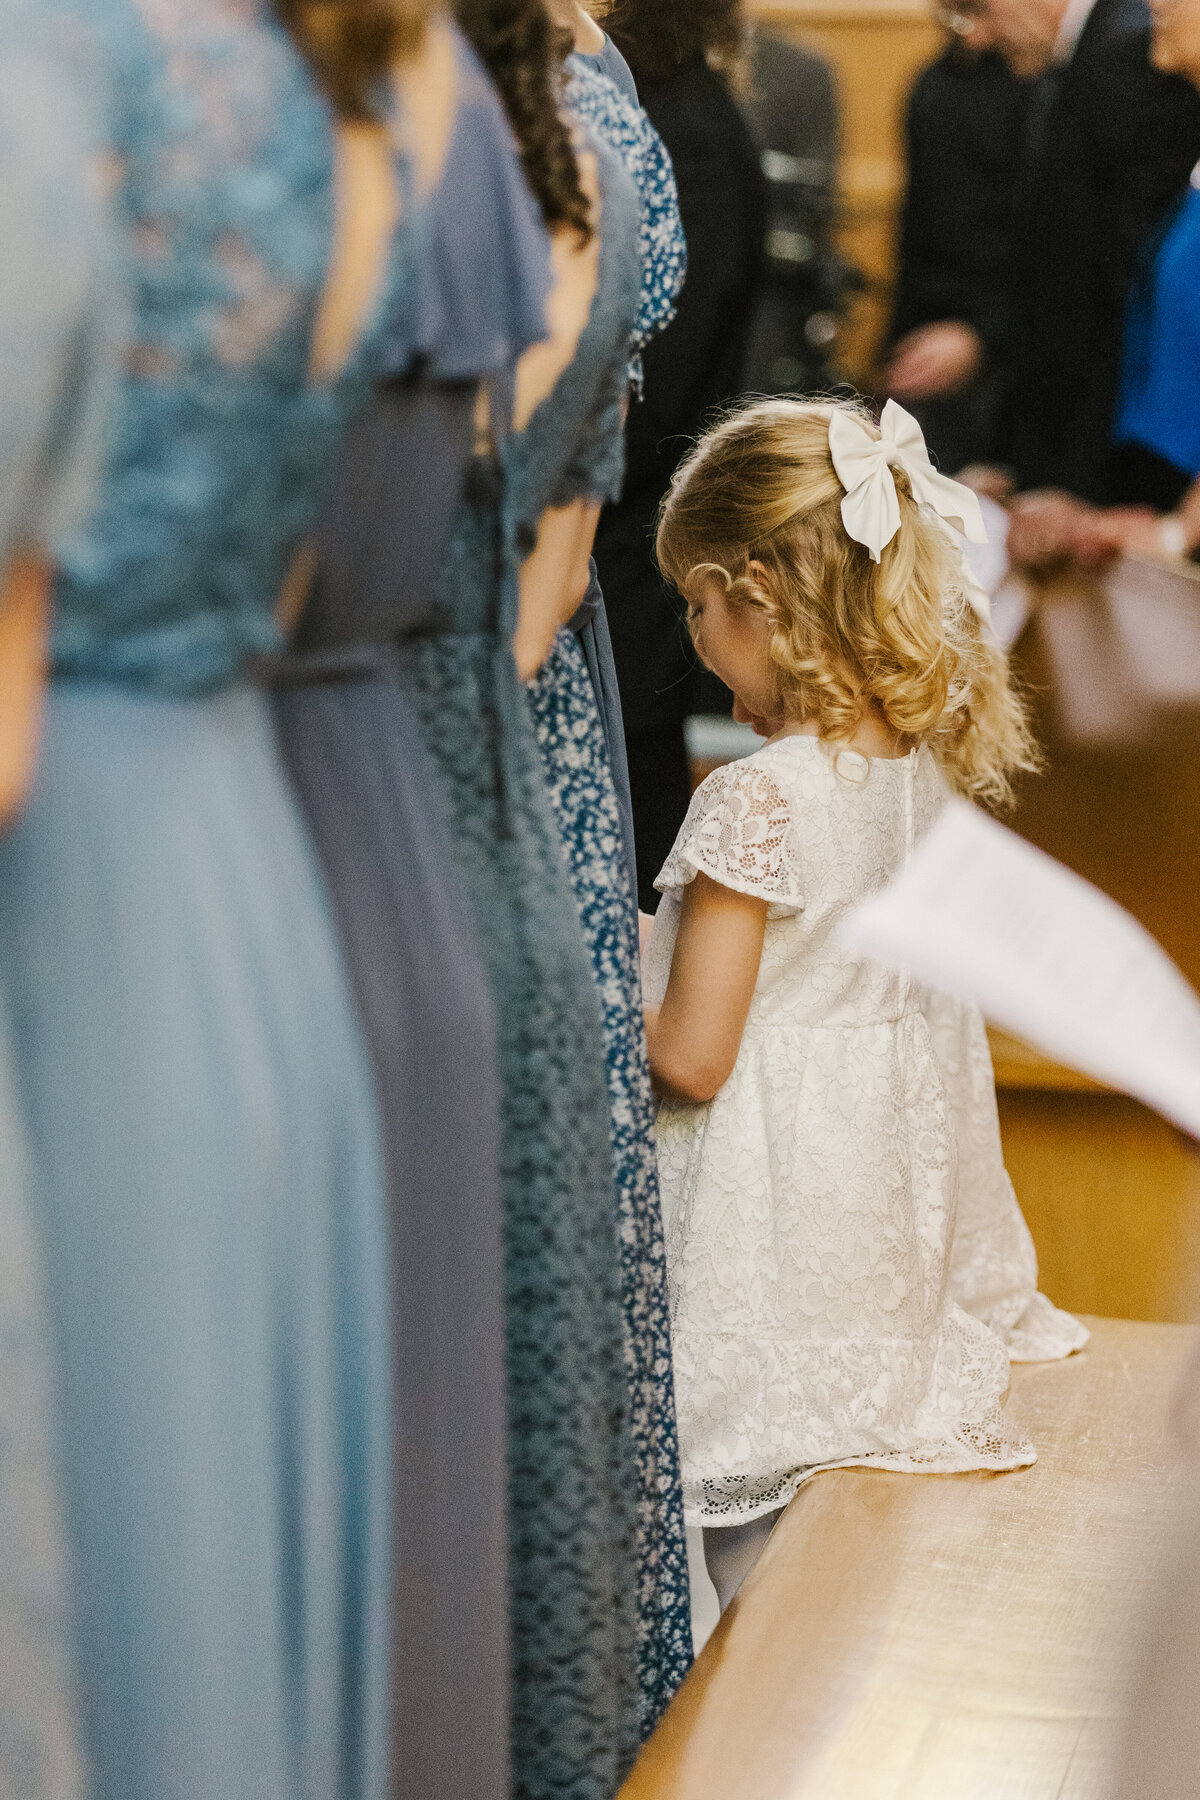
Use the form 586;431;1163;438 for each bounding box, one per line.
654;758;805;913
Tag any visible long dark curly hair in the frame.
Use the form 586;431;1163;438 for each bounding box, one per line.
274;0;429;120
600;0;746;88
455;0;593;239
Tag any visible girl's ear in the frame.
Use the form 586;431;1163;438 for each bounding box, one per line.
745;558;782;617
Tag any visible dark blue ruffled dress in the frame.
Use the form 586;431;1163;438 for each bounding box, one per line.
272;30;552;1800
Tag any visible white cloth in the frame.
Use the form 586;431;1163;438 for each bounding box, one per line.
645;736;1088;1526
1053;0;1100;64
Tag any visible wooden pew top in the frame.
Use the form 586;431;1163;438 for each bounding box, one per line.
623;1317;1197;1800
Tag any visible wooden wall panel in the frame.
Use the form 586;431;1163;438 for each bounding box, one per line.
997;1091;1200;1325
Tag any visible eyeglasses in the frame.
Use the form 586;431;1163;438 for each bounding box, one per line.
935;2;982;33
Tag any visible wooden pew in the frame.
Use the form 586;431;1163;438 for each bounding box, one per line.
622;1317;1196;1800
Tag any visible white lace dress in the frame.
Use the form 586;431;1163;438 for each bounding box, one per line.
644;735;1088;1527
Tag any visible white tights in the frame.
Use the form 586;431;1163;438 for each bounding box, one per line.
702;1508;783;1613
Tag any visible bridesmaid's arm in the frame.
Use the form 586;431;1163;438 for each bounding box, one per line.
645;871;767;1105
512;496;600;680
0;552;50;825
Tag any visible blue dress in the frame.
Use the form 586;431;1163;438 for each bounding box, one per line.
272;30;552;1800
522;61;694;1739
1116;167;1200;481
0;13;116;1793
395;132;643;1800
567;50;686;387
0;5;408;1796
561;48;688;903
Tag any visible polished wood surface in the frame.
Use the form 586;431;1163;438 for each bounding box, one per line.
622;1317;1195;1800
998;1094;1200;1325
994;615;1200;1323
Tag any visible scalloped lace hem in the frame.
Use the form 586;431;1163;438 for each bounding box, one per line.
686;1402;1037;1526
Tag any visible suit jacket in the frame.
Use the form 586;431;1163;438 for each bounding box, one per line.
593;56;766;735
891;49;1029;352
1000;0;1200;498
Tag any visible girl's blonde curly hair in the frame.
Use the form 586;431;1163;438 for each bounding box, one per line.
656;396;1038;807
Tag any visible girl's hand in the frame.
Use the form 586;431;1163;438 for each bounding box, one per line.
645;872;767;1105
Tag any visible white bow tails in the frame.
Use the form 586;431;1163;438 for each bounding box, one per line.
828;399;987;564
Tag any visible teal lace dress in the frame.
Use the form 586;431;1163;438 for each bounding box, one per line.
394;132;644;1799
0;4;413;1797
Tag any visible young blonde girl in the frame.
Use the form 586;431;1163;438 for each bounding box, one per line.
644;397;1087;1610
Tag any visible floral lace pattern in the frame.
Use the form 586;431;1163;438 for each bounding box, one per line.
565;56;686;387
645;737;1087;1526
399;607;640;1799
528;628;692;1738
656;759;807;916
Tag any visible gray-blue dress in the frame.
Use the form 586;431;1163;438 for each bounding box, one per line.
0;5;409;1796
272;30;552;1800
0;10;117;1794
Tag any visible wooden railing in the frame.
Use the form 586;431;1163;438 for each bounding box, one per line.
622;1317;1197;1800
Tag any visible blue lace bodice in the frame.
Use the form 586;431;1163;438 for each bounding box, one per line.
49;0;418;694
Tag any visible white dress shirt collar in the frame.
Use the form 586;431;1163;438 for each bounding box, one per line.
1053;0;1101;64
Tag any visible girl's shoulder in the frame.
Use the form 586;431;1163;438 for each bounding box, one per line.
653;743;808;914
653;738;947;911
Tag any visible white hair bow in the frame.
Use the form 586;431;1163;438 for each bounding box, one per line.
829;399;988;565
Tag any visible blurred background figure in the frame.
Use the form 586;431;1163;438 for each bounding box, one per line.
1096;0;1200;552
1007;0;1200;568
594;0;766;911
886;0;1200;505
740;25;849;398
882;39;1029;474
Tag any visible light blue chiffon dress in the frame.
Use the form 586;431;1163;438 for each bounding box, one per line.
0;5;412;1797
0;10;117;1795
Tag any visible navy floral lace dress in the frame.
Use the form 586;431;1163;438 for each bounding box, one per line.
521;55;694;1740
393;129;643;1800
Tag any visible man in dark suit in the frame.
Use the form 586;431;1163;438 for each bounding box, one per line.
593;11;766;911
891;0;1200;501
883;47;1030;474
